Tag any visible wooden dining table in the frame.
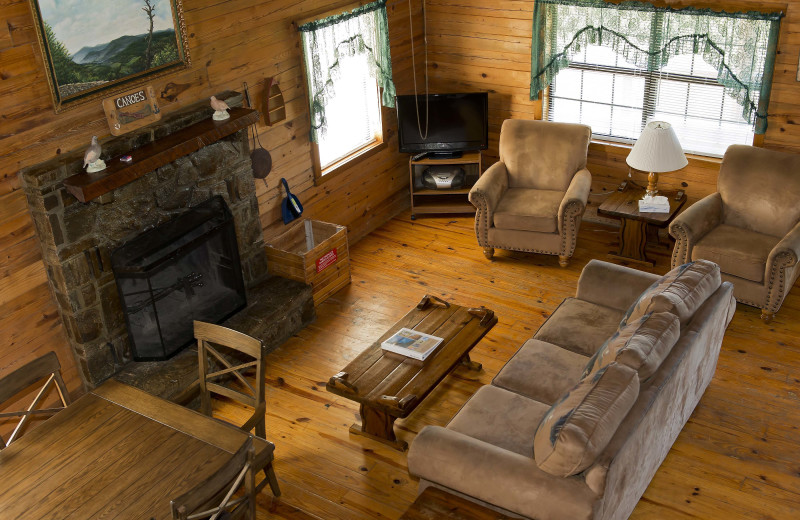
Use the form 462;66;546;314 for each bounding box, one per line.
0;379;273;520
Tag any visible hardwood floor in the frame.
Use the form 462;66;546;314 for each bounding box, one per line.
215;211;800;519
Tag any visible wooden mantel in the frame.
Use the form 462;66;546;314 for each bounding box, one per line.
63;107;260;203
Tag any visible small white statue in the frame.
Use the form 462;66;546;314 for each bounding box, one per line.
83;136;106;173
210;96;230;121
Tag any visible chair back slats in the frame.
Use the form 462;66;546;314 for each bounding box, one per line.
194;321;266;439
194;321;262;358
0;351;71;449
171;436;256;520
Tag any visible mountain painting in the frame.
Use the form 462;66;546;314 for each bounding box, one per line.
31;0;189;110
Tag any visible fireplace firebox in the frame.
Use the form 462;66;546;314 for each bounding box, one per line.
111;196;247;361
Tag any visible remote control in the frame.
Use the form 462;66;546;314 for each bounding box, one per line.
412;152;429;161
675;190;685;201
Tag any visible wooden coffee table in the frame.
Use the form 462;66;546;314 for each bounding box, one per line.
326;295;497;450
598;184;687;266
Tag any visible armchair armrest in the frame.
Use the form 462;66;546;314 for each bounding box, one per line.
469;162;509;247
469;161;508;213
668;193;723;267
408;426;597;520
764;221;800;314
558;169;592;233
576;260;660;312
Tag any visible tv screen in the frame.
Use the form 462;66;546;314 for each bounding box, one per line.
396;92;488;155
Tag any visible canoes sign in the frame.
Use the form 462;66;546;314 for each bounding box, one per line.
102;85;161;136
316;248;338;273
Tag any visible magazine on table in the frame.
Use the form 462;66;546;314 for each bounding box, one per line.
381;328;443;361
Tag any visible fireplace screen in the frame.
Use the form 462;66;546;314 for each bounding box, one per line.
111;196;247;361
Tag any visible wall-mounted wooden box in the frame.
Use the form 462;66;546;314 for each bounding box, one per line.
265;219;350;306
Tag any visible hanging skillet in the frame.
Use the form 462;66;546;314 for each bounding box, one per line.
243;82;272;181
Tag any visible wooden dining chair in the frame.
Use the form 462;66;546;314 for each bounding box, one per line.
171;436;256;520
0;351;71;449
194;320;281;497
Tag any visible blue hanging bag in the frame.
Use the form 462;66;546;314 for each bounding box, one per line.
280;178;303;224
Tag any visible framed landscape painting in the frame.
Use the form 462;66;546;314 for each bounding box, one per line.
29;0;190;112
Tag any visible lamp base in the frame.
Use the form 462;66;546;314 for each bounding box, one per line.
646;171;659;197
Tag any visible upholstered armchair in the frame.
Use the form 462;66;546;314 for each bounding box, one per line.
468;119;592;266
669;144;800;322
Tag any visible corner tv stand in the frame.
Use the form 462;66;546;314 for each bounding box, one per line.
409;151;482;219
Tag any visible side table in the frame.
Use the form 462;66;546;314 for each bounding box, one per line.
598;185;686;266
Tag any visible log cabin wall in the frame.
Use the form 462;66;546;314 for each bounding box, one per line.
0;0;423;412
424;0;800;201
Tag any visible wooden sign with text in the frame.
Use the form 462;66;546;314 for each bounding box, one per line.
102;85;161;136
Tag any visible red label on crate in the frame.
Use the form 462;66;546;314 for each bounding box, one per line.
316;248;338;273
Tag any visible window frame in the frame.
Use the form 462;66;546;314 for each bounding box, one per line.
296;1;391;186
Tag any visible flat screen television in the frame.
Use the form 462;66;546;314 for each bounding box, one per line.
396;92;488;157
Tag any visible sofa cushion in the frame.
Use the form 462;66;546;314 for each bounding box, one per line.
583;312;680;381
493;188;564;233
493;339;589;404
448;385;550;457
535;298;625;356
692;224;778;283
534;363;639;477
621;260;721;326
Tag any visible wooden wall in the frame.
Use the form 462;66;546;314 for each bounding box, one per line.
0;0;422;410
424;0;800;202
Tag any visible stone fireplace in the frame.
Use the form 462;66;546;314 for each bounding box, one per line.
19;92;314;391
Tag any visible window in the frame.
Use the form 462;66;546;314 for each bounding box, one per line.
298;0;396;179
531;0;781;157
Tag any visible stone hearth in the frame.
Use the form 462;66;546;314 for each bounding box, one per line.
20;92;314;393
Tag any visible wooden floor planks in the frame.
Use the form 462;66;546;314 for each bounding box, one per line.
209;211;800;519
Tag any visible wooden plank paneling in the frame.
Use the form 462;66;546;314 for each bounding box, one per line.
426;0;800;204
0;0;422;433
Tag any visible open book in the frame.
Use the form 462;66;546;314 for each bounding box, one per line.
381;328;443;361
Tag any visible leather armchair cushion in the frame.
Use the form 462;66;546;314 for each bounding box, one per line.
448;384;549;457
534;363;639;477
493;339;589;404
583;312;680;381
493;188;564;233
534;298;625;356
621;260;721;326
692;224;779;283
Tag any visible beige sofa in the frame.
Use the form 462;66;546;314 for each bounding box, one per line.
408;260;736;520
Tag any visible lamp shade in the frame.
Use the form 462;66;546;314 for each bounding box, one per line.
626;121;688;173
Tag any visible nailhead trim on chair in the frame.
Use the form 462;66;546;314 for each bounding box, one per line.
669;223;691;269
471;191;586;259
766;251;796;313
559;201;583;257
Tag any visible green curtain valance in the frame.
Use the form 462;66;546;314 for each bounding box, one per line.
299;0;396;143
530;0;782;134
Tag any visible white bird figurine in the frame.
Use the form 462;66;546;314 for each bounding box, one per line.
83;136;106;173
210;96;230;120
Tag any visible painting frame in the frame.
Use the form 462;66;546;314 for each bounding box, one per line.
29;0;191;113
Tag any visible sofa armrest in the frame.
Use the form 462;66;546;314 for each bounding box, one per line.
576;260;660;312
469;162;509;247
558;168;592;235
668;193;723;267
764;221;800;313
408;426;598;520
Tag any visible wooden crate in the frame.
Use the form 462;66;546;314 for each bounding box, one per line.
265;219;350;306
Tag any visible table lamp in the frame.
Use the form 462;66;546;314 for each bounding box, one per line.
626;121;688;197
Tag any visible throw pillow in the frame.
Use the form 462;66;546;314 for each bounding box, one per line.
534;363;639;477
620;260;721;327
583;312;680;381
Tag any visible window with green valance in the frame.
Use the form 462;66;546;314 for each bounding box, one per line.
530;0;782;156
298;0;396;145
